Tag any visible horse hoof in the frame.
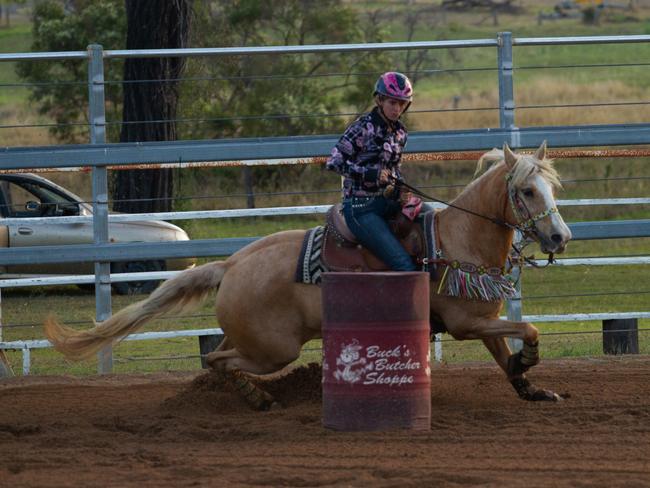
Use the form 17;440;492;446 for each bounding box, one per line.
257;399;281;412
268;401;283;411
531;388;562;402
510;377;566;402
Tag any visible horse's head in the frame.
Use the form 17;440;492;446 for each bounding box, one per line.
502;141;572;254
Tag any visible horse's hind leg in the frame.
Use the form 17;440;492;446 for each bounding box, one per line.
205;348;283;410
227;368;277;411
203;337;277;409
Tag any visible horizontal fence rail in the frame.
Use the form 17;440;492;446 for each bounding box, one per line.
0;219;647;266
7;124;650;168
0;328;223;375
0;198;648;226
2;254;650;290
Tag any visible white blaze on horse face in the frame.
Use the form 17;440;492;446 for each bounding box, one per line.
531;173;572;253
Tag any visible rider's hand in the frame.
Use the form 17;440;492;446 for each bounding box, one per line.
399;191;413;206
379;169;392;185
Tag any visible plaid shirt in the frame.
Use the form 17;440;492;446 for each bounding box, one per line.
326;107;408;198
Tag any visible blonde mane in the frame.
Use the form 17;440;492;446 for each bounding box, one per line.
475;148;562;190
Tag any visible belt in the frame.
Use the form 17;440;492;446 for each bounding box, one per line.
346;190;385;198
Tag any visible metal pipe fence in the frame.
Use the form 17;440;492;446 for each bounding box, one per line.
0;33;648;374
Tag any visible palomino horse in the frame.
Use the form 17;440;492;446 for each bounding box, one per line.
45;142;572;409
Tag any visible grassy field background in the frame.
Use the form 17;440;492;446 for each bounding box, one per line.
0;1;648;375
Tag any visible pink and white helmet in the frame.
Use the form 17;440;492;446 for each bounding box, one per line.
374;72;413;101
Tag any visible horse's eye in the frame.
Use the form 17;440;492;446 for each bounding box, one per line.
521;188;534;198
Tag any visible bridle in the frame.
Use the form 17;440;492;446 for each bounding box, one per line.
393;172;559;267
505;173;559;239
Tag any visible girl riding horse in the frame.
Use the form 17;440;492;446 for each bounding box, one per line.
326;71;418;271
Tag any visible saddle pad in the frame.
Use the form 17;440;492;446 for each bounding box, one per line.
295;226;328;285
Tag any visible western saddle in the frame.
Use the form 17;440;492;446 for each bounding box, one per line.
322;203;428;272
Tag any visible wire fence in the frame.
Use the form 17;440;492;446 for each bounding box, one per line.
1;174;648;209
3;50;650;135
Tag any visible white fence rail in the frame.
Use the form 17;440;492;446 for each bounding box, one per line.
0;198;648;226
0;328;223;375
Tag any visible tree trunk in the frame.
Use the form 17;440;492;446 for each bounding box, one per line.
113;0;190;213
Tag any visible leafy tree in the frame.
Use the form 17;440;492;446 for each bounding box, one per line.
186;0;388;141
183;0;389;199
16;0;126;142
19;0;388;144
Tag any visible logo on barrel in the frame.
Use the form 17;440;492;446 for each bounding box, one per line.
328;339;430;386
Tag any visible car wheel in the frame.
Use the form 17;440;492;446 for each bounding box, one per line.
111;260;165;295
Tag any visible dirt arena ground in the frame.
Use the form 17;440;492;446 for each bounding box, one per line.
1;356;649;488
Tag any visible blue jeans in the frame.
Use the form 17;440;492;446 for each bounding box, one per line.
342;195;417;271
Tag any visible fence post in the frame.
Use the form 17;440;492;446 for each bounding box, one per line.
0;351;12;377
22;346;30;376
88;44;113;374
499;35;522;353
497;31;515;132
506;231;523;352
603;319;639;355
0;289;14;377
198;334;224;368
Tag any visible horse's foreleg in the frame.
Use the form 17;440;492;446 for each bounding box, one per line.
506;340;540;377
458;319;562;402
457;316;540;371
482;336;561;401
481;336;512;373
457;316;538;343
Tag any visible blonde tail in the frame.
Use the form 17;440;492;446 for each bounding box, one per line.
44;261;227;361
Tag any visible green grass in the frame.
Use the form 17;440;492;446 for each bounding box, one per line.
177;215;325;240
0;18;33;105
0;21;31;54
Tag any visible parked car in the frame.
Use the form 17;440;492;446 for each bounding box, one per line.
0;173;194;294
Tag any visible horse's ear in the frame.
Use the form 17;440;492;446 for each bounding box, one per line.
503;143;517;169
534;140;548;160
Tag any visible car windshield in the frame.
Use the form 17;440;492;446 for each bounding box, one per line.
0;179;75;218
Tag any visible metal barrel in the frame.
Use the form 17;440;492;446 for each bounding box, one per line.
321;272;431;431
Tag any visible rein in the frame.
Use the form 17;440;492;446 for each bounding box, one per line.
391;177;557;268
394;178;516;231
